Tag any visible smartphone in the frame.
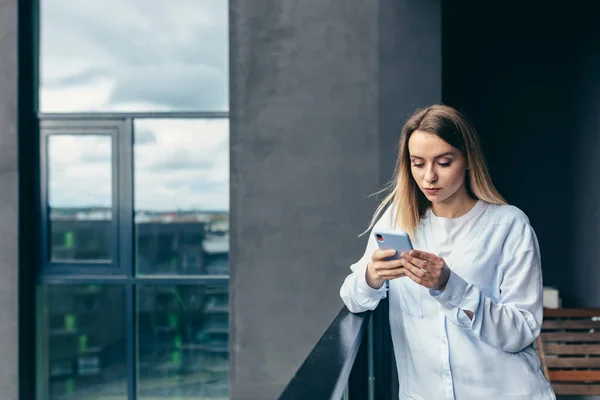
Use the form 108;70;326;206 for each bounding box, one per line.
373;230;413;260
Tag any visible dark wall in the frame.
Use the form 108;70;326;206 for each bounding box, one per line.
229;0;440;398
443;2;597;307
571;26;600;308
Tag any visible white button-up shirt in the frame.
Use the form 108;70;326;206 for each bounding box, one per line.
340;202;556;399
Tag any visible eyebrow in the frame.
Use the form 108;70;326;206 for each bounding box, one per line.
410;151;454;160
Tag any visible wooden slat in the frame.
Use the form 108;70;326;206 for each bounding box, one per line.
545;344;600;355
544;308;600;318
549;370;600;382
546;357;600;368
552;384;600;395
543;319;600;330
542;332;600;342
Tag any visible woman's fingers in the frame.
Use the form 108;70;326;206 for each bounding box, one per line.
403;264;424;285
409;250;439;263
401;259;427;278
371;250;403;270
401;253;428;271
400;251;450;290
379;259;404;270
379;268;406;280
372;249;397;261
370;249;449;287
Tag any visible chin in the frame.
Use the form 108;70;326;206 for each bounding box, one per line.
426;194;449;204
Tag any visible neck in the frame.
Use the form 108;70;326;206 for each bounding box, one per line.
431;189;477;218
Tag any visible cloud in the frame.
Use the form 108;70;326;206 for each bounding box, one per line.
48;119;229;211
41;2;230;210
149;152;215;172
48;136;113;207
49;135;112;165
40;0;228;112
42;68;111;89
110;64;227;110
134;127;156;145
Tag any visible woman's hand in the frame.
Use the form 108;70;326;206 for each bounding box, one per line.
400;250;450;291
365;249;406;289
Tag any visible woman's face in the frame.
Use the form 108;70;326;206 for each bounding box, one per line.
407;130;469;204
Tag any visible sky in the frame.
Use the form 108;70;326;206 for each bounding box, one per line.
41;0;229;211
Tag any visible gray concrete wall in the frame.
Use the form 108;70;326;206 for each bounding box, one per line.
229;1;440;398
378;0;441;185
0;0;20;397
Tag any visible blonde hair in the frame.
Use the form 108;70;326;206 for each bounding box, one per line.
363;104;506;237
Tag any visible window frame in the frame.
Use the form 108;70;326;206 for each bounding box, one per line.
37;112;230;400
40;118;128;276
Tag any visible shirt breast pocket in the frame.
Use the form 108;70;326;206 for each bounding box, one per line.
391;277;424;318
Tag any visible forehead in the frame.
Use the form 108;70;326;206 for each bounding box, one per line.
408;130;455;157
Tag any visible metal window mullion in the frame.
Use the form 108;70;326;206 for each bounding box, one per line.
119;117;136;400
109;126;120;272
38;111;229;120
39;128;49;275
126;282;136;400
119;117;134;277
38;275;230;285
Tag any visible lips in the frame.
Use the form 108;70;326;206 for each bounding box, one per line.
424;188;441;194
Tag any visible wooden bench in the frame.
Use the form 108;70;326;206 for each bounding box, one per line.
536;308;600;395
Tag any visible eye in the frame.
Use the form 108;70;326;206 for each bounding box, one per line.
438;160;453;167
412;163;424;168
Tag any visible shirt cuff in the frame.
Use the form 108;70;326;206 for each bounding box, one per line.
429;270;468;309
357;265;388;296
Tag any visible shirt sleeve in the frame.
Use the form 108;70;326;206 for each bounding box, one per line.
340;208;391;313
430;223;543;353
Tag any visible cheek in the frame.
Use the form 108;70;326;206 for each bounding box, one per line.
444;167;467;187
410;168;423;182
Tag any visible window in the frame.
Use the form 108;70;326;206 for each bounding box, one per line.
37;285;127;398
36;2;230;399
134;119;229;276
46;130;115;265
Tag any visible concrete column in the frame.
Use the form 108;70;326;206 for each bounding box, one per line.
0;0;21;397
229;1;441;398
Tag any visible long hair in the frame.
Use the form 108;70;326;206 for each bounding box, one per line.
363;104;506;237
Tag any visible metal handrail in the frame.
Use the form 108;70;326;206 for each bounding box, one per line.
277;307;372;400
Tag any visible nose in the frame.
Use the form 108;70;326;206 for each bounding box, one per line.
425;165;437;184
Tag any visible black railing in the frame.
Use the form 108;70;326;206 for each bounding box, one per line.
278;298;397;400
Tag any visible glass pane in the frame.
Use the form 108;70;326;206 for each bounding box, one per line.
36;285;127;399
48;135;113;262
39;0;228;113
134;119;229;275
137;285;229;399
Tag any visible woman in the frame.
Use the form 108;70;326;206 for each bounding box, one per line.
340;104;555;399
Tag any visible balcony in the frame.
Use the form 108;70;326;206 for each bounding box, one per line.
277;298;397;400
